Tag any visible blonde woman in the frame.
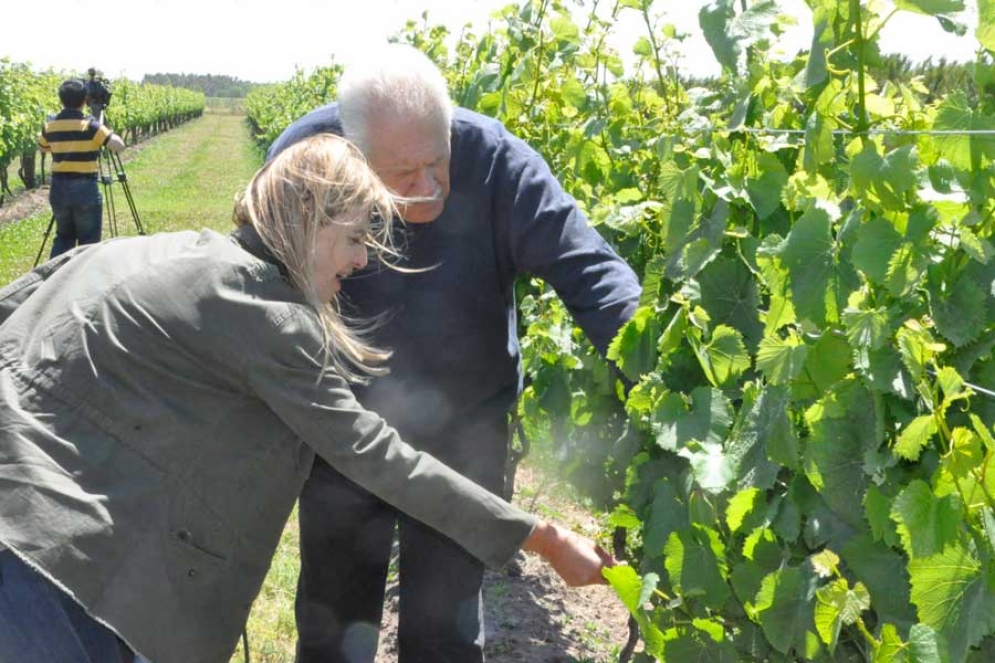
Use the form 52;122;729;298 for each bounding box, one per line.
0;134;613;663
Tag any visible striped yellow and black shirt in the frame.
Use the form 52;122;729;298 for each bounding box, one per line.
38;109;112;178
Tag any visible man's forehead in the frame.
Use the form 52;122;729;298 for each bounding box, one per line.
367;122;450;170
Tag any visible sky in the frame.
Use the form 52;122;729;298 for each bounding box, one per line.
1;0;982;84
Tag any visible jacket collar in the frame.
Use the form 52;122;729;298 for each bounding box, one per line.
230;224;289;278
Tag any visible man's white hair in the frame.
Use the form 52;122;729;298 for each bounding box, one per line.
338;44;453;152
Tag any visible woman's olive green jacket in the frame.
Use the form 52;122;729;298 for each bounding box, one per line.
0;228;535;663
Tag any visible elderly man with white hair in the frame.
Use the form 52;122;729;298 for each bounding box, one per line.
267;44;640;663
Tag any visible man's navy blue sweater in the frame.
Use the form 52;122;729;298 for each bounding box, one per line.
268;105;640;447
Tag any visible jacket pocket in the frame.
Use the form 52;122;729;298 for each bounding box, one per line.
164;488;233;590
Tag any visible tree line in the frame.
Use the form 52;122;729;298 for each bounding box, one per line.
142;73;258;98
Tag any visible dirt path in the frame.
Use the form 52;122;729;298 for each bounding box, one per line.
374;465;633;663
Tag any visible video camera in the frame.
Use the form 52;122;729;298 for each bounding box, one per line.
85;67;113;109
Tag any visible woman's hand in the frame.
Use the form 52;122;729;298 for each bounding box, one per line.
521;521;619;587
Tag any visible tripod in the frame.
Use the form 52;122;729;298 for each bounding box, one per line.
34;111;145;266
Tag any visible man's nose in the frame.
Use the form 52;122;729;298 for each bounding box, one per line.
355;247;369;269
412;168;439;198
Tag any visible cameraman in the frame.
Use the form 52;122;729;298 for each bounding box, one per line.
37;79;125;258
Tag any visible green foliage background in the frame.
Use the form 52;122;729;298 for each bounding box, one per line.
0;60;205;159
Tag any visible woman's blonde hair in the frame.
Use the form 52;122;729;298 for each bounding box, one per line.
233;133;397;382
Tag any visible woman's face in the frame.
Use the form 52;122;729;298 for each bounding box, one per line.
314;218;369;301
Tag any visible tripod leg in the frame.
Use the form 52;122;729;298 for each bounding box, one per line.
109;152;145;235
34;214;57;267
100;149;119;238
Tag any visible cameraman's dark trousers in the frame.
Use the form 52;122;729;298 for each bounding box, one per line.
50;175;103;258
295;404;509;663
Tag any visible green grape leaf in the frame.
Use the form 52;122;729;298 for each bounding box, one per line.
852;216;904;284
945;427;984;480
864;484;900;547
726;487;764;535
699;0;780;73
909;542;995;662
891;480;962;558
757;332;808;385
979;0;995;51
801;3;837;88
639;256;666;309
938;365;971;407
664;526;730;608
894;0;965;14
697;325;751;388
851;142;919;211
792;332;853;402
658;163;700;203
659;306;689;362
700;0;739;72
604;564;659;615
666;236;723;283
754;565;823;658
662;198;696;253
608;504;641;530
842;534;917;628
652;386;733;452
661;622;740;662
765;293;796;333
933;92;995;171
932;278;987;347
644;478;689;557
747;152;789;220
814;578;871;652
959;226;995;264
624;376;659;418
679;440;737;493
897;325;942;383
803;381;878;530
894;415;939;461
558;78;587;110
777;202;841;325
842;306;891;352
801;112;836;173
726;384;797;489
908;624;944;663
971;413;995;451
885;243;930;297
810;549;840;578
865;346;915;397
731;566;762;617
774;496;802;542
608;306;661;382
697;257;764;350
624;452;688;515
549;14;580;47
633;35;654;58
983;508;995;564
873;624;908;663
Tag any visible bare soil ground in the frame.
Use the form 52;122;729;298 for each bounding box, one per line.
0;186;49;228
374;465;632;663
